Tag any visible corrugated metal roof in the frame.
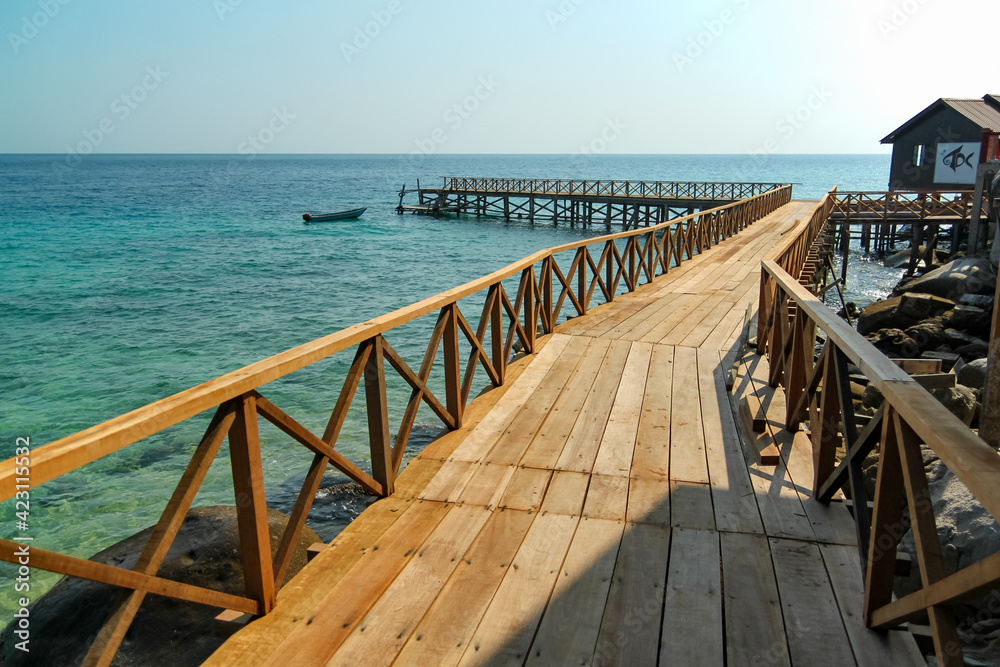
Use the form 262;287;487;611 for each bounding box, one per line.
881;96;1000;143
943;98;1000;132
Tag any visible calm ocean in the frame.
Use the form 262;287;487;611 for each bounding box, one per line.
0;153;900;610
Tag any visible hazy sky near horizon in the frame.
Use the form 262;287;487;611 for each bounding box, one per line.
1;0;996;155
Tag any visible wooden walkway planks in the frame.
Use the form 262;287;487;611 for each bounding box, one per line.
526;517;624;666
393;508;536;666
593;522;670;666
661;527;723;665
208;201;924;667
721;531;792;667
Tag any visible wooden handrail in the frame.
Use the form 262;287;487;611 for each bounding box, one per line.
439;177;790;200
0;184;793;664
830;190;974;219
757;235;1000;666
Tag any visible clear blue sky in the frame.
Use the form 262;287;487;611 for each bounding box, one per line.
1;0;995;154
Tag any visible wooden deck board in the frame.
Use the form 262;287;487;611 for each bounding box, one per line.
730;350;818;540
209;200;923;667
260;500;452;666
593;522;670;666
480;338;591;467
525;517;624;666
554;339;631;473
331;503;494;667
661;528;723;665
629;343;673;480
819;543;926;667
770;537;858;667
669;346;710;484
721;531;791;667
699;348;765;535
456;512;579;666
519;338;612;470
448;334;574;464
590;341;651;477
393;508;536;667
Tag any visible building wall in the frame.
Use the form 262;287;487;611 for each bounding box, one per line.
887;107;983;189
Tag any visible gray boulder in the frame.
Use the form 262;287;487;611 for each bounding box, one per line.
861;384;884;409
941;306;993;341
929;385;979;426
856;293;953;337
0;506;321;667
857;297;910;336
898;292;956;319
897;448;1000;665
958;358;990;390
865;328;919;358
896;257;997;301
903;320;946;352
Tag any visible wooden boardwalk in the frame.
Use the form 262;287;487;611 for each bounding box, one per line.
398;178;789;226
207;201;923;666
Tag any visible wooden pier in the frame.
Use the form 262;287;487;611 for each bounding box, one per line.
204;198;926;666
827;190;974;256
398;178;790;229
3;183;998;667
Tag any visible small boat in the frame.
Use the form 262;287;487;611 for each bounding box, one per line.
302;207;367;222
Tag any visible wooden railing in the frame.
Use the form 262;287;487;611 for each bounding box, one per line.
440;177;789;201
0;185;792;665
830;191;974;220
757;194;1000;666
755;187;837;346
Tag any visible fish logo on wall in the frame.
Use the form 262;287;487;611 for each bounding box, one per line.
942;145;975;172
934;142;980;185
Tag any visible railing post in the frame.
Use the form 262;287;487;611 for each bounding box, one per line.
442;304;463;426
768;296;789;387
647;232;657;281
522;267;536;353
364;337;395;496
542;256;554;334
894;413;964;666
577;248;588;314
605;240;615;301
489;285;505;385
864;405;905;626
627;237;637;291
228;392;276;615
811;345;840;493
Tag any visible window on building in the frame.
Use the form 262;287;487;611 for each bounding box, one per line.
912;144;927;167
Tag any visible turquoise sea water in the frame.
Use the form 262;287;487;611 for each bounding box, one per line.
0;153;893;612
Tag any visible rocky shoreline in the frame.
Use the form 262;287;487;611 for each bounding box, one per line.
843;251;1000;665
